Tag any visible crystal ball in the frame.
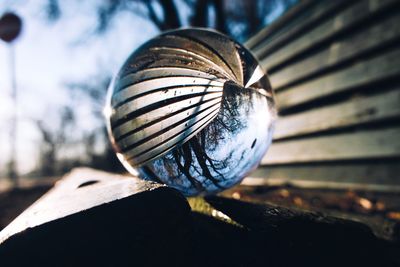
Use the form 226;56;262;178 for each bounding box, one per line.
106;28;276;196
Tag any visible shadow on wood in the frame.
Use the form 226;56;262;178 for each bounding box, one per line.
0;168;192;266
1;168;399;266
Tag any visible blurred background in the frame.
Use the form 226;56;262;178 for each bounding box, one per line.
1;1;400;253
0;0;297;188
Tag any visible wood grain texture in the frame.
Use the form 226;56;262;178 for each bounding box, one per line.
262;127;400;164
270;11;400;89
0;168;192;266
249;161;400;189
259;0;398;71
274;89;400;139
245;0;316;50
251;0;350;58
0;168;162;243
247;0;400;191
276;47;400;110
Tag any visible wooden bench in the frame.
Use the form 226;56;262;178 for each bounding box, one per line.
2;3;400;263
2;168;393;266
244;0;400;192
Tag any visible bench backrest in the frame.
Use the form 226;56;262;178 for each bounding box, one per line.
245;0;400;191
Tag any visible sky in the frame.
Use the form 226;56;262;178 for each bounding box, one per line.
0;0;159;175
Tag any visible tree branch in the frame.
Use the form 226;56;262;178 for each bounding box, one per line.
211;0;227;34
145;1;165;30
159;0;181;29
190;0;209;28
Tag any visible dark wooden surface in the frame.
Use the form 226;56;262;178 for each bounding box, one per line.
189;195;399;266
0;185;51;231
0;168;192;266
1;168;399;266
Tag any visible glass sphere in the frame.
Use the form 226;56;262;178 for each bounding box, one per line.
106;28;276;196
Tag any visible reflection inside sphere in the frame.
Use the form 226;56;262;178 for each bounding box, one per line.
107;28;276;196
138;80;275;196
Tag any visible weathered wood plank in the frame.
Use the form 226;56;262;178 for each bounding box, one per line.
270;11;400;89
0;168;192;266
251;0;350;57
276;47;400;110
247;161;400;190
245;0;319;50
244;177;400;193
274;89;400;140
201;196;392;264
187;195;394;265
0;168;154;242
259;0;398;71
262;127;400;164
220;187;400;242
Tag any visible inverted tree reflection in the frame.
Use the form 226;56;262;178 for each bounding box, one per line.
140;81;274;196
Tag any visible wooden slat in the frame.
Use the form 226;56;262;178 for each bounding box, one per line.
276;47;400;110
274;89;400;140
242;178;400;192
245;0;317;50
262;127;400;165
251;0;350;57
249;162;400;189
270;11;400;89
259;0;398;71
246;0;400;193
0;168;168;242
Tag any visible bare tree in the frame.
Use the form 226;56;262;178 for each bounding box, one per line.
66;75;126;172
45;0;297;40
34;106;75;176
